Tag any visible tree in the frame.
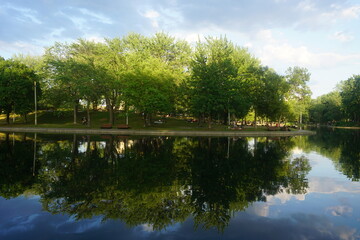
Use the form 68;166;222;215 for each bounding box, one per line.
71;39;107;126
309;91;342;124
44;42;82;124
123;55;177;126
340;75;360;123
285;66;312;124
254;67;290;122
44;42;100;125
0;59;39;123
121;33;189;126
189;37;238;128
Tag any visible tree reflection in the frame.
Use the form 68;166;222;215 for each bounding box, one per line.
0;134;311;231
306;128;360;181
0;133;38;198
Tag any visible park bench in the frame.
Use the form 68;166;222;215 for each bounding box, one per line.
100;124;113;129
280;126;290;131
117;124;130;129
267;126;280;131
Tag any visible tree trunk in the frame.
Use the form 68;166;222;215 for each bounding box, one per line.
125;103;129;125
143;112;148;127
6;112;10;124
72;134;79;164
87;101;91;127
105;98;115;125
144;112;152;127
73;101;78;124
208;115;212;129
254;110;257;128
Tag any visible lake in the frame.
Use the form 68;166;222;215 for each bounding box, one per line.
0;128;359;240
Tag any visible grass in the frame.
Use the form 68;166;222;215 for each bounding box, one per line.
0;110;295;132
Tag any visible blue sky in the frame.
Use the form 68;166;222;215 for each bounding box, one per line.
1;0;360;97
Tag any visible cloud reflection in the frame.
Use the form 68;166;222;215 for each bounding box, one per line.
0;198;359;240
327;206;353;217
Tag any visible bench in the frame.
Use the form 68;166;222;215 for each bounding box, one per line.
100;124;113;129
117;124;130;129
267;126;280;131
280;126;290;131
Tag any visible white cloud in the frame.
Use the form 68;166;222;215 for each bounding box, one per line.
319;5;360;24
333;31;354;42
141;223;154;232
326;205;353;217
141;10;160;28
341;6;360;19
79;8;113;24
252;29;360;70
309;177;360;194
143;9;160;19
297;0;316;12
2;3;42;24
0;40;44;59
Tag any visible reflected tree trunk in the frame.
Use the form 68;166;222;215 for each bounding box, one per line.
72;134;79;164
33;133;37;176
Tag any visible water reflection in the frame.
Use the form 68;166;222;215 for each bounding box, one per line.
302;128;360;181
0;133;311;232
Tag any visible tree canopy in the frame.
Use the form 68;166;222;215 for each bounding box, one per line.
1;33;318;127
0;58;39;123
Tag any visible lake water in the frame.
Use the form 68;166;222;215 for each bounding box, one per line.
0;128;360;240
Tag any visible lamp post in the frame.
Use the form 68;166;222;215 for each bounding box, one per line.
34;80;37;125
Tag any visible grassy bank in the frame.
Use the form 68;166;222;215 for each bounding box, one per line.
0;110;297;132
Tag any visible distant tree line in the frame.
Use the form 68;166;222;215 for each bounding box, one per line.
1;33;314;127
309;75;360;125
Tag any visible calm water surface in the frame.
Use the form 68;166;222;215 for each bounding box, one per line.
0;128;360;240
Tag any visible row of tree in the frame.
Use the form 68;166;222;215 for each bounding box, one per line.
309;75;360;124
1;33;312;127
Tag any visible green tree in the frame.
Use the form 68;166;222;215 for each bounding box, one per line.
71;39;108;126
121;33;189;126
285;66;312;124
0;59;39;123
44;42;80;123
309;91;342;124
44;42;98;124
251;67;290;124
189;37;238;128
123;55;177;126
339;75;360;123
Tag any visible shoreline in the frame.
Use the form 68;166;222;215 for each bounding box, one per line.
0;127;316;137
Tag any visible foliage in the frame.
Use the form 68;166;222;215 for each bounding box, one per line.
1;34;317;127
308;91;343;123
0;58;39;123
189;37;255;127
339;75;360;123
285;66;312;123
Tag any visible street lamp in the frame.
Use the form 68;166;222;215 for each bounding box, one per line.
34;80;37;125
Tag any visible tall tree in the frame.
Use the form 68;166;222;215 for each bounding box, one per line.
309;91;342;124
189;37;238;128
340;75;360;123
255;67;289;122
0;59;38;123
99;38;126;124
71;39;107;126
44;42;92;124
121;33;189;126
122;52;177;126
285;66;312;124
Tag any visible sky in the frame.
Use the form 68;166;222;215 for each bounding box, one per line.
1;0;360;97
